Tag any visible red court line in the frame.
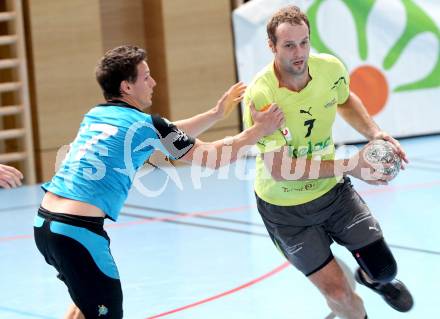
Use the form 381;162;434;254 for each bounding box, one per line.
2;179;439;315
0;234;33;242
139;180;440;318
145;261;290;319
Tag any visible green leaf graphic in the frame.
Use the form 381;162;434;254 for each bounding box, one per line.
308;0;440;92
341;0;375;60
307;0;375;60
384;0;440;91
308;0;336;56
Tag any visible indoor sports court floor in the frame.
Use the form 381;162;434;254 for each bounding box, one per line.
1;135;439;319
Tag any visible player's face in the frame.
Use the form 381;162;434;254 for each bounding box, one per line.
130;61;157;109
270;22;310;77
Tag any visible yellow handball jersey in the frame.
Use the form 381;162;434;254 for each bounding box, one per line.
243;53;350;206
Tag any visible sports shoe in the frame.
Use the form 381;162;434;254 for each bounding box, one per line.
355;268;414;312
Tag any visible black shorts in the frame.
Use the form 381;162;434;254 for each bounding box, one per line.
256;177;383;276
34;207;123;318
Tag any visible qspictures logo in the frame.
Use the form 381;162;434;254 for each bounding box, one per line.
307;0;440;116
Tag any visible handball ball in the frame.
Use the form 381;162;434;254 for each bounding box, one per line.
364;140;401;179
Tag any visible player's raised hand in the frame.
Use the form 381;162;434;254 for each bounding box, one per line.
214;82;247;119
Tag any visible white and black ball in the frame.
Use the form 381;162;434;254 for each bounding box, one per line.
364;140;401;179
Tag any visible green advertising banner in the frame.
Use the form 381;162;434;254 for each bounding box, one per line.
234;0;440;142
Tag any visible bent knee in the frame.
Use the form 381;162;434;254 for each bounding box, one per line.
370;259;397;283
353;238;397;284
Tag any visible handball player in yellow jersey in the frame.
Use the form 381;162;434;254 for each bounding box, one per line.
243;5;413;319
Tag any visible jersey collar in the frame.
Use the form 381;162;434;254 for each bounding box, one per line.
97;100;143;113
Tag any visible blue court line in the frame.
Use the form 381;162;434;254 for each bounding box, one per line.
0;306;57;319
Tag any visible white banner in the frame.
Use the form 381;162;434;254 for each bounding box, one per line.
233;0;440;143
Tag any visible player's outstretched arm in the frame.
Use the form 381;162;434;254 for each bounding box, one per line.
262;141;395;185
180;103;284;168
0;164;23;188
173;82;246;137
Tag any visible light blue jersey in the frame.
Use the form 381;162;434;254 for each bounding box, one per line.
43;101;195;220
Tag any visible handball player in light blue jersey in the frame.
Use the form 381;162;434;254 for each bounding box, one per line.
33;45;284;318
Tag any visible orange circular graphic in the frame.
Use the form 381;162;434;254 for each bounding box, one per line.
350;65;389;116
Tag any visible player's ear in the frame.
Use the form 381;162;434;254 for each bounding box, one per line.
268;39;276;53
120;80;131;95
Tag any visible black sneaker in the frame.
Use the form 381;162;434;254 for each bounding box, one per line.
355;268;414;312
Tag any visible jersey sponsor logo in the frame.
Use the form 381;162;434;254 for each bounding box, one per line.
300;107;312;116
289;136;331;158
134;123;193;160
330;76;347;90
324;97;337;108
257;137;282;148
163;118;189;142
281;181;317;193
172;129;189;143
281;127;292;141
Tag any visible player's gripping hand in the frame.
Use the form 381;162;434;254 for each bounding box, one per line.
250;102;284;136
372;131;408;169
347;141;396;186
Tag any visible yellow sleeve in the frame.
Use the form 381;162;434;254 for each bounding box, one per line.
334;57;350;104
243;84;286;154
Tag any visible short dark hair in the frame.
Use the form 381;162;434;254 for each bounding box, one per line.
267;5;310;45
95;45;146;100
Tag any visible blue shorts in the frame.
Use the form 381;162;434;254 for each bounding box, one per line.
34;207;123;318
